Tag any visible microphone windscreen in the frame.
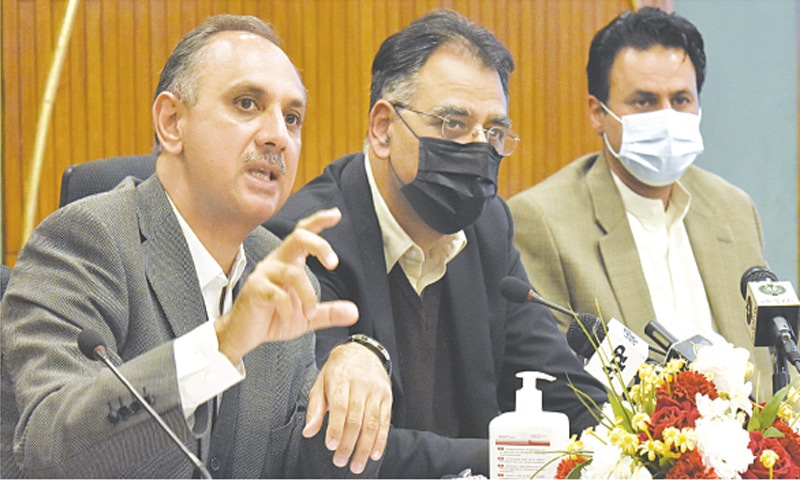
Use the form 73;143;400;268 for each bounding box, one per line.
740;266;778;299
77;329;106;360
566;314;604;359
499;276;532;304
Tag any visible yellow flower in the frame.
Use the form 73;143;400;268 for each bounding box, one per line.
745;360;755;378
631;412;650;432
778;403;796;423
760;449;779;469
638;439;668;462
609;427;640;455
663;358;685;374
663;427;697;453
567;434;584;453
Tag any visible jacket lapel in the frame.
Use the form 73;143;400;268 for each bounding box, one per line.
136;176;208;338
588;154;655;334
442;232;498;430
340;156;403;389
682;178;742;343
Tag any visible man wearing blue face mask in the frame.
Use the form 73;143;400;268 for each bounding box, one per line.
509;7;771;400
266;10;608;478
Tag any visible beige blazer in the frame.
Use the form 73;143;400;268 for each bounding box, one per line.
508;151;774;400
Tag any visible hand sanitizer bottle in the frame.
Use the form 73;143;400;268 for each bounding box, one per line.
489;372;569;479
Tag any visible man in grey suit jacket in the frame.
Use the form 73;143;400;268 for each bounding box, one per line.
0;15;390;478
508;7;772;400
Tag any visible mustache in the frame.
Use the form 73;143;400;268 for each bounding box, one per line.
242;151;287;175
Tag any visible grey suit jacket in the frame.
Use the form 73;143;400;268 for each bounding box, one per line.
508;151;773;400
0;175;366;478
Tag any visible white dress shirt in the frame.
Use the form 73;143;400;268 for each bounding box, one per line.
612;172;725;344
168;198;247;423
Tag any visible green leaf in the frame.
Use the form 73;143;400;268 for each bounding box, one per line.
608;389;633;432
763;426;786;439
566;460;590;479
750;384;791;433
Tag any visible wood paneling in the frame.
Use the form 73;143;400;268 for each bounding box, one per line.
2;0;667;266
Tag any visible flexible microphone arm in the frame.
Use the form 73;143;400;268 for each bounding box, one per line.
78;329;212;479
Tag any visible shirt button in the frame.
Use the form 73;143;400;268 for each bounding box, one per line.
209;456;221;472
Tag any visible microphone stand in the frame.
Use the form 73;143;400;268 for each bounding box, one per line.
772;346;791;395
95;348;212;479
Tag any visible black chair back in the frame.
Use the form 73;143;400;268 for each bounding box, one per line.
59;154;156;207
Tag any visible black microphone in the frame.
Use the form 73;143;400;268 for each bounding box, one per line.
643;319;712;363
740;266;800;371
565;313;605;360
500;276;583;318
77;329;213;479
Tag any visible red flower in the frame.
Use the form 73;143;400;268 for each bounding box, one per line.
743;430;800;479
771;420;800;466
555;455;587;479
665;449;717;479
658;370;718;404
650;397;701;438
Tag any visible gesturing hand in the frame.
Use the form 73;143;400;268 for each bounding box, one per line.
214;208;358;364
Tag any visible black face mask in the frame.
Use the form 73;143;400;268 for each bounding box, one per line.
390;136;502;234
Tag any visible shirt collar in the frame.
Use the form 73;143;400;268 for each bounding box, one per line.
167;195;247;293
363;152;466;274
611;171;692;226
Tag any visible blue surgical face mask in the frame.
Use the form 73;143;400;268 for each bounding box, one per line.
602;103;704;187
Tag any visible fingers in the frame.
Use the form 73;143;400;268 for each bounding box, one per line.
275;208;342;271
303;374;328;440
312;342;393;474
308;301;359;331
348;385;392;472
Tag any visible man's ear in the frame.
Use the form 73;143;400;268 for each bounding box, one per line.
587;95;606;136
152;92;183;155
367;100;395;160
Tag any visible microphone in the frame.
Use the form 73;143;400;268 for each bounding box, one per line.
644;319;712;363
740;266;800;370
499;276;576;318
77;329;213;479
500;276;648;391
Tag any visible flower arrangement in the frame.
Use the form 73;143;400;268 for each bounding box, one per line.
557;343;800;479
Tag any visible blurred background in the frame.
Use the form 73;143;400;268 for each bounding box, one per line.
2;0;797;286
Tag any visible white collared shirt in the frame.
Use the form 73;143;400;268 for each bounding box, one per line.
169;197;246;422
612;172;725;344
364;153;466;295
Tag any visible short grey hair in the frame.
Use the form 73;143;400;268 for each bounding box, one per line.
152;14;282;154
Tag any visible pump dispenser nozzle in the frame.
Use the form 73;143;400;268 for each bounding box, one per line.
516;371;555;414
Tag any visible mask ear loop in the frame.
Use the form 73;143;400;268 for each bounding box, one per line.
385;104;422;188
600;102;624;160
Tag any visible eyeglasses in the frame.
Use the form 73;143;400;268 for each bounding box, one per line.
393;104;520;156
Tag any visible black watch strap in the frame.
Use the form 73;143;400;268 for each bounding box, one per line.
345;334;392;376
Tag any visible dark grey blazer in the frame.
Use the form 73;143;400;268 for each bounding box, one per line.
1;175;368;478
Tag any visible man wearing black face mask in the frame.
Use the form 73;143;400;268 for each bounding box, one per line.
266;10;607;478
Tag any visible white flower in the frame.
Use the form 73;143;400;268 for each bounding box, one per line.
695;415;754;478
579;444;623;479
696;393;734;419
692;342;753;415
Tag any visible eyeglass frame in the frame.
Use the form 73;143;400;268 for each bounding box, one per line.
391;104;520;157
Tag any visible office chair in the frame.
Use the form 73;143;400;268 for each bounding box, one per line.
59;154;156;207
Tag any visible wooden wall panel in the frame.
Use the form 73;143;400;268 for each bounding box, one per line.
2;0;668;266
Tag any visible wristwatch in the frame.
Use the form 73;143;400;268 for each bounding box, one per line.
345;334;392;377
